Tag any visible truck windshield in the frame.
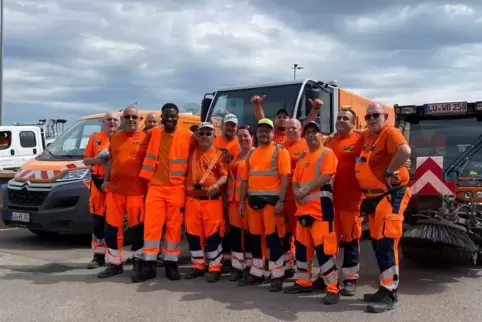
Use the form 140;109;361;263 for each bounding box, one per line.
408;117;482;173
209;83;302;128
37;117;103;160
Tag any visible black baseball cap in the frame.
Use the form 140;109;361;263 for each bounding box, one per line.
303;121;321;132
275;109;289;117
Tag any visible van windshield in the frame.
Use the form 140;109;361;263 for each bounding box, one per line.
37;117;103;160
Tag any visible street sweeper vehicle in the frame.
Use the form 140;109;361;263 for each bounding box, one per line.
395;100;482;264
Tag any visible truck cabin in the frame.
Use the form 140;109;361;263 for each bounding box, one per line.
395;100;482;193
199;79;341;137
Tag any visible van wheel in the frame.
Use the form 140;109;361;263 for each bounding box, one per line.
28;229;59;239
123;215;132;246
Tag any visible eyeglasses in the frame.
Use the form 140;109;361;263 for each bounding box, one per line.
123;115;139;120
364;113;385;121
336;116;350;121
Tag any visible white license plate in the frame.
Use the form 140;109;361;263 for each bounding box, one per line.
10;212;30;223
425;101;467;115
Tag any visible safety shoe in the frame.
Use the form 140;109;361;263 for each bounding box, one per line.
341;280;357;297
87;254;105;269
237;274;264;287
323;292;340;305
206;271;222;283
284;269;295;279
269;278;284;292
97;264;123;278
131;260;156;283
132;258;142;276
366;288;398;313
184;268;205;280
165;263;181;281
124;257;135;265
221;261;233;274
312;277;326;291
283;282;313;294
156;253;165;267
364;287;398;303
228;270;243;282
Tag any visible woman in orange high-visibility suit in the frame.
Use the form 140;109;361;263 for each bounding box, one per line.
355;102;411;314
227;125;255;281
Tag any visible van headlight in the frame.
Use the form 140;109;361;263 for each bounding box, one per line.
464;191;473;199
56;169;90;182
476;191;482;199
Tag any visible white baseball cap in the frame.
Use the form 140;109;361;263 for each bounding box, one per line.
198;122;215;131
222;113;238;125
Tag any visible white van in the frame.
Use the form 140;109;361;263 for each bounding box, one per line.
0;126;45;171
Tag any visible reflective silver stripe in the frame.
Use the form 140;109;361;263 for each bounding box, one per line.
247;145;279;176
268;254;285;279
342;264;360;280
132;248;143;259
142;164;155;171
296;260;310;270
208;244;223;260
301;190;333;202
93;246;106;255
143;240;159;248
170;159;188;165
146;153;157;160
170;170;186;176
299;149;334;201
144;253;158;261
324;270;339;284
295;271;311;280
320;256;336;272
106;249;122;265
380;266;399;281
245;252;253;267
247;190;280;196
163;253;178;262
190;250;205;258
165;241;180;251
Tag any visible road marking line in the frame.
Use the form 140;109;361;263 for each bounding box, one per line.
0;228;19;231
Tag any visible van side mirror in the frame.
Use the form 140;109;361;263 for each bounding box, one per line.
201;98;212;122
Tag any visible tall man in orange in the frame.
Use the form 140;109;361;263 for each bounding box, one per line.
238;118;291;292
325;107;364;296
97;106;148;279
184;122;228;283
132;103;194;283
283;118;308;277
283;121;341;305
84;112;120;269
355;102;411;313
213;113;240;271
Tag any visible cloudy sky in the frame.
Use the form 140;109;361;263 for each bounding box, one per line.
3;0;482;125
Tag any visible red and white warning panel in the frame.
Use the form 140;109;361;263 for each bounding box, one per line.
409;156;456;196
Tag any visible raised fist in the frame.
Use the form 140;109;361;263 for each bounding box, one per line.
251;95;265;105
308;98;323;110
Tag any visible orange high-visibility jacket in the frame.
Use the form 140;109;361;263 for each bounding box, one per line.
139;127;191;184
227;149;254;202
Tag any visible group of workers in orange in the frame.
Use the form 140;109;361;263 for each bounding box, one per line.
82;96;411;314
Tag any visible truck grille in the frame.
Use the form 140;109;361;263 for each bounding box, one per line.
8;188;49;206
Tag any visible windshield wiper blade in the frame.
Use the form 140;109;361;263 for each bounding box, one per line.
44;149;55;157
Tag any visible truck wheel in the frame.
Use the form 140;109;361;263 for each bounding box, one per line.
123;215;132;246
28;229;59;239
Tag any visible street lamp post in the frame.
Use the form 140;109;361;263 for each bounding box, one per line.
0;0;4;126
292;63;304;80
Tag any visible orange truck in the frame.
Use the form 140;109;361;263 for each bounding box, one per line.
199;79;394;135
1;110;208;238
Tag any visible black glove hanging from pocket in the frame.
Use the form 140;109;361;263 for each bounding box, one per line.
360;185;406;215
298;215;315;228
248;195;279;210
91;174;104;191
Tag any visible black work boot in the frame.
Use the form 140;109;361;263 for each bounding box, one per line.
365;287;398;313
184;268;205;279
97;264;123;278
228;270;243;282
364;286;398;303
323;292;340;305
125;256;135;265
87;254;105;269
284;268;295;279
341;279;357;297
221;260;233;273
237;274;264;287
156;253;165;267
131;260;156;283
165;262;181;281
132;258;142;276
284;282;313;294
268;278;284;292
206;271;222;283
312;277;326;291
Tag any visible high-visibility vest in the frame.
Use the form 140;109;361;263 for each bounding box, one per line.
246;143;285;196
139;127;191;184
227;148;254;202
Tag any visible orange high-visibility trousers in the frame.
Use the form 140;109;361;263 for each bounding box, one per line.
246;204;285;279
104;192;145;266
89;183;106;255
283;192;297;271
294;218;340;294
368;186;411;292
185;197;224;272
335;209;363;282
228;201;253;271
143;184;185;263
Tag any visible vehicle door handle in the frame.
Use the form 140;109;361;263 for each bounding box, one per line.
10;149;14;156
33;148;37;154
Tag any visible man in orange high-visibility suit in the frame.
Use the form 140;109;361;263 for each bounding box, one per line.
213;113;240;272
238;118;291;292
184;122;228;283
355;102;411;313
283;118;308;277
97;106;148;279
83;112;120;269
145;112;160;131
132;103;195;283
283;121;341;305
325;107;364;296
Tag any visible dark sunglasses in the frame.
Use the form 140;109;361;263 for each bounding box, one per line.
123;115;139;120
336;115;351;121
198;132;212;137
364;113;384;121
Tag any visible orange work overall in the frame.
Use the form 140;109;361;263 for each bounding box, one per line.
326;132;363;282
293;147;340;294
139;127;191;264
84;131;110;255
355;129;411;293
185;147;226;273
243;143;290;280
227;149;254;271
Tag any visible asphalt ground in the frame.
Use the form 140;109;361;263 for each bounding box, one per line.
0;228;481;322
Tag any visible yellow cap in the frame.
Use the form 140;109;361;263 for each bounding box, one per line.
257;118;274;128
